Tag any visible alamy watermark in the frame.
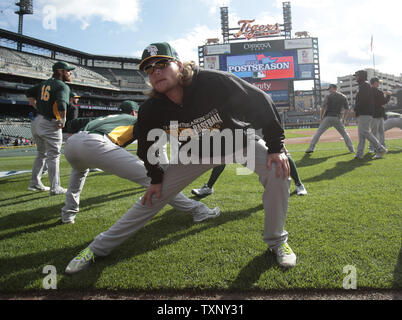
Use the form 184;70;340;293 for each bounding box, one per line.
146;122;257;175
42;5;57;30
42;265;57;290
343;265;357;290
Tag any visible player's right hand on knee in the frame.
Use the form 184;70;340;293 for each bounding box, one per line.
142;183;162;207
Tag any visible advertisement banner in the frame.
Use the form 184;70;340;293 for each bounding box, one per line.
267;90;289;102
226;52;295;80
204;55;220;70
297;48;314;64
297;64;315;79
230;39;285;55
284;38;313;49
251;80;289;92
204;44;231;55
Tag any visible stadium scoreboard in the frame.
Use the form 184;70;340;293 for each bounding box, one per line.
198;37;319;109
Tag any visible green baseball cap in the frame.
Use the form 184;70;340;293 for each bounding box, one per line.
119;100;139;113
70;92;80;98
139;42;180;71
52;61;75;72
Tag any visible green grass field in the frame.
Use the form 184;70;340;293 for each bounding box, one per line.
0;137;401;294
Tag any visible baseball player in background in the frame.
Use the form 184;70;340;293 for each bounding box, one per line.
25;61;74;195
353;70;387;160
61;100;219;225
368;77;392;152
65;92;80;128
305;84;354;154
65;42;296;274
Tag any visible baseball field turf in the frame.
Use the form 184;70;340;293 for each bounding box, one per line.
0;136;401;296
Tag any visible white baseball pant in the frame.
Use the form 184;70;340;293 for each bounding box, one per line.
30;114;63;192
356;115;386;157
306;116;354;152
89;139;291;256
62;132;209;223
369;117;385;151
384;118;402;131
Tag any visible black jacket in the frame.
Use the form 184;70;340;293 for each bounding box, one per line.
324;91;349;117
137;67;285;184
354;81;375;117
372;87;390;118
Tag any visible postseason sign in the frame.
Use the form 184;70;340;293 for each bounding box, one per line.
226;53;295;80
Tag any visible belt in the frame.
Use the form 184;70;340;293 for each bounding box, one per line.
82;132;118;145
39;114;54;121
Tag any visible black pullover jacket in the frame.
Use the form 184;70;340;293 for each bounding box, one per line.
372;87;391;119
137;67;285;184
354;81;375;117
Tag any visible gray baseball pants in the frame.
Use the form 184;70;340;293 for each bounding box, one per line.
384;118;402;131
30;114;63;192
356;115;386;157
89;139;291;256
62;132;209;223
369;117;385;151
306;116;354;152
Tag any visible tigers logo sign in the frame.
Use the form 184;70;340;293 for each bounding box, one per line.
234;20;281;40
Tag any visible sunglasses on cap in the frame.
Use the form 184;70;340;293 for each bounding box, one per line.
143;59;174;75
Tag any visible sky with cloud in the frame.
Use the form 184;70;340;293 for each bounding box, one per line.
1;0;401;85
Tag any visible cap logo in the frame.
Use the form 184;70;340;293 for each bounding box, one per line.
146;45;159;56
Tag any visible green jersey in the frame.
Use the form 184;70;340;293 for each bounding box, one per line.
26;78;70;120
83;114;138;148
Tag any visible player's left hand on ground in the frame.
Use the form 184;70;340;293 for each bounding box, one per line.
142;183;162;207
267;152;290;179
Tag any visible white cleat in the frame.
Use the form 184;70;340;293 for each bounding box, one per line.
191;184;214;197
270;243;297;268
50;187;67;196
28;184;50;192
295;183;307;196
65;247;95;274
193;207;220;223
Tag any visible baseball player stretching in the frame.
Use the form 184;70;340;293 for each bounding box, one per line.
65;42;296;274
353;70;387;159
368;77;392;152
305;84;354;154
61;100;219;225
26;61;74;195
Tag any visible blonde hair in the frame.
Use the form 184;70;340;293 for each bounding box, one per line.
145;61;196;99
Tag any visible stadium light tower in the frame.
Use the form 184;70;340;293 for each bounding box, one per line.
15;0;33;50
220;7;229;43
282;2;292;39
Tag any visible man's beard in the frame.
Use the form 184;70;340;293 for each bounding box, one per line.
63;74;72;82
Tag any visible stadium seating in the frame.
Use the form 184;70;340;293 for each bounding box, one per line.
0;122;33;140
0;47;118;89
0;47;151;95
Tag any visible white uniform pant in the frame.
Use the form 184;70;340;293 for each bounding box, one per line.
356;115;386;157
89;139;291;256
369;117;385;151
30;115;63;192
307;116;354;152
62;132;207;223
384;118;402;131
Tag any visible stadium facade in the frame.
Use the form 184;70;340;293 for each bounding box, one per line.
0;28;149;123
